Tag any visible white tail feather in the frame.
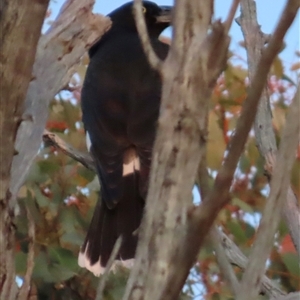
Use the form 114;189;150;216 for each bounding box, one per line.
78;244;135;276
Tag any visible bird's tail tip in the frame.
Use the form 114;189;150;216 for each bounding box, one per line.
78;245;135;276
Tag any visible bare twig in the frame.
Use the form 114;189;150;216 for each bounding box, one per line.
133;0;162;70
224;0;241;33
282;188;300;255
197;163;240;296
219;230;286;298
17;207;35;300
210;228;240;295
272;292;300;300
95;237;122;300
186;0;299;297
198;162;285;297
190;0;299;265
42;130;96;172
237;85;300;300
239;0;300;256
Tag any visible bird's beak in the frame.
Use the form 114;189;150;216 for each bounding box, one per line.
156;6;172;23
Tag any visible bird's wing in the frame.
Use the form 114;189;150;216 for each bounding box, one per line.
81;67;131;209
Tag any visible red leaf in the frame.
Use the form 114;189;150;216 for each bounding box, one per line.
280;235;296;254
46;120;68;131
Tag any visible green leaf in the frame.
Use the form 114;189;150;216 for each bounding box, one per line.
49;263;77;282
60;232;83;246
281;253;300;277
32;184;50;208
232;197;253;213
33;252;56;283
26;163;48;184
78;166;96;183
227;220;248;244
38;159;60;174
15;251;27;275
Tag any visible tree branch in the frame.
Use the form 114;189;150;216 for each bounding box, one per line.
197;161;240;296
239;0;300;256
273;292;300;300
210;228;240;295
282;188;300;255
123;1;230;298
133;0;162;71
219;230;286;298
185;0;298;286
0;0;49;202
237;85;300;299
191;0;298;244
197;152;285;298
42;130;96;172
224;0;241;33
9;0;110;204
175;0;298;297
0;1;49;299
96;237;122;300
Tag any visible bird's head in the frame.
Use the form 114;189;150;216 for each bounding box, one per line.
108;1;172;36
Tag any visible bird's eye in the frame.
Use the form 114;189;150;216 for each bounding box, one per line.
142;6;146;13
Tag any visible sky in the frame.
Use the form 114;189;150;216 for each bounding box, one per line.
48;0;299;73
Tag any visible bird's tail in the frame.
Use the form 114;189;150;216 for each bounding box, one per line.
78;173;144;276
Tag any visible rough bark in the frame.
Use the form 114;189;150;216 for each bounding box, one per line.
0;1;49;299
0;0;49;202
0;0;110;299
10;0;110;203
124;1;229;299
237;86;300;299
239;0;300;256
219;230;286;298
123;0;298;299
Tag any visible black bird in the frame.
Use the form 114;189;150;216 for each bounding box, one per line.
78;1;171;275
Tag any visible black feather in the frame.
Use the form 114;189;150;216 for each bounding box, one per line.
79;1;171;273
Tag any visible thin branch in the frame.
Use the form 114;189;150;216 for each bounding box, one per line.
42;130;96;172
133;0;162;71
224;0;241;33
282;188;300;255
197;163;240;296
198;163;285;298
238;0;300;255
219;230;286;298
238;0;300;260
17;207;35;300
185;0;299;297
272;292;300;300
210;228;240;295
192;0;299;233
237;85;300;299
95;237;122;300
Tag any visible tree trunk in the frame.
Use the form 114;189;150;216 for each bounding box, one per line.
0;1;50;299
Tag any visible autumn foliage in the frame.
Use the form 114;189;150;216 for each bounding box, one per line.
13;45;299;299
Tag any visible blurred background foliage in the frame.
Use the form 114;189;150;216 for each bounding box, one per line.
14;36;299;299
